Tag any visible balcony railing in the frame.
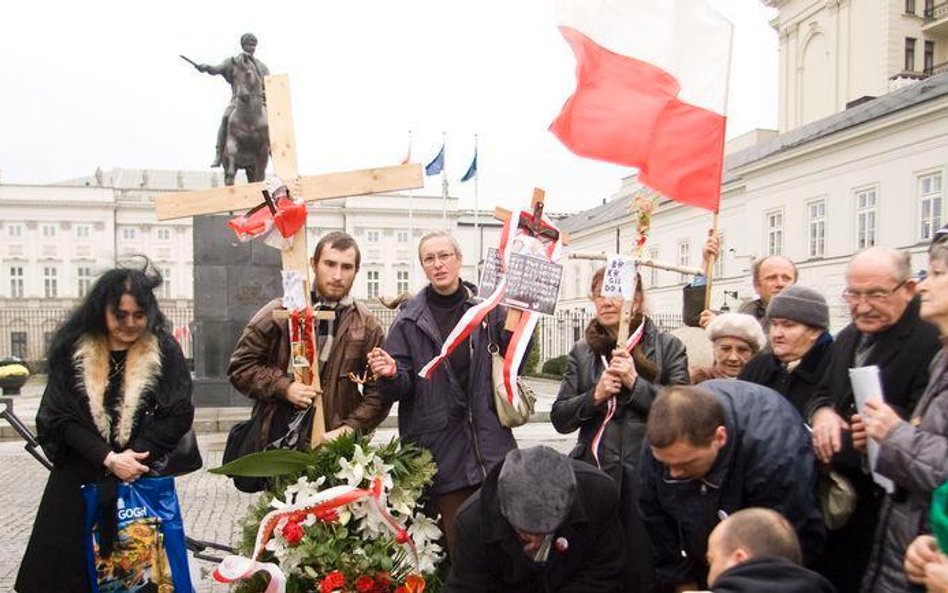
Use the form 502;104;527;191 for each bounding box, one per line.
925;1;948;20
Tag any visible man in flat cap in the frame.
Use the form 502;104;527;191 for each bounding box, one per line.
444;446;624;593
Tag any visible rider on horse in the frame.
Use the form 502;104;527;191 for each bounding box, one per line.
193;33;270;168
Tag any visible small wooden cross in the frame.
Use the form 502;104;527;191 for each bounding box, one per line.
492;188;570;331
155;74;423;447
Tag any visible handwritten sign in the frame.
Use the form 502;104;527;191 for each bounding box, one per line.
477;248;563;315
601;256;637;299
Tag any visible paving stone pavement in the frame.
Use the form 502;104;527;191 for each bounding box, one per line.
0;422;575;592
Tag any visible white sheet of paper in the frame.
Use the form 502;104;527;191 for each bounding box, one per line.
848;366;895;493
601;255;637;299
281;270;307;311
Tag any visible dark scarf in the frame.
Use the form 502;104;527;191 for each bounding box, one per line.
584;314;660;382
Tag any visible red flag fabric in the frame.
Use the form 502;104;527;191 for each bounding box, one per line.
550;0;733;212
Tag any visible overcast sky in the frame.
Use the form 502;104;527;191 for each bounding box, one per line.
0;0;778;213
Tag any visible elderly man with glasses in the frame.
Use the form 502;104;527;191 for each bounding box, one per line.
804;246;940;593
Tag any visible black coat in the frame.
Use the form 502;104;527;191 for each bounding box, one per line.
738;332;833;416
16;332;193;593
712;556;836;593
803;297;940;593
551;317;688;592
444;458;625;593
638;380;825;588
379;283;518;495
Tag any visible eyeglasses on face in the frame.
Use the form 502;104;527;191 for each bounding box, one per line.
840;279;907;305
421;251;457;267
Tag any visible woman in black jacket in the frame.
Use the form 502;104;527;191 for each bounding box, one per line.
551;268;689;593
16;262;194;593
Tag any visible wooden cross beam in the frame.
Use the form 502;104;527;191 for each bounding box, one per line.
492;188;570;331
155;74;423;447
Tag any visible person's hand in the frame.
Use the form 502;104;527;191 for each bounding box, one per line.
104;449;150;482
286;381;320;409
926;560;948;592
321;424;354;444
864;399;904;443
608;348;638;390
698;309;716;329
367;347;397;378
197;63;209;73
811;407;849;463
906;535;941;585
850;413;867;453
594;368;622;405
701;230;720;269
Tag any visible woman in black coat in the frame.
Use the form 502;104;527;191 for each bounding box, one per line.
16;262;194;593
551;268;689;593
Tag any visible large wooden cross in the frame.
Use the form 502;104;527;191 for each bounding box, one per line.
155;74;423;447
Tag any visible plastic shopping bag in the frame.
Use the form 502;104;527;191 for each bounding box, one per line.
82;476;194;593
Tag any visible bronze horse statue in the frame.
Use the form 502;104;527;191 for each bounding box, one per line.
221;55;269;185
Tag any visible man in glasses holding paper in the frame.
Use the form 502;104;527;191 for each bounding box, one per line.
805;246;940;593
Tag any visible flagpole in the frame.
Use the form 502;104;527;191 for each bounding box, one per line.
406;129;415;288
473;133;480;266
703;16;735;312
441;131;448;229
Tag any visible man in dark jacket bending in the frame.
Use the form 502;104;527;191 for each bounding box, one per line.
444;446;624;593
638;381;824;592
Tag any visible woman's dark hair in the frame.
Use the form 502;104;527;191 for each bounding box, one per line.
46;257;167;367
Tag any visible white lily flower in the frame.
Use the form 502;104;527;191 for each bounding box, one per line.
335;455;365;486
408;513;442;545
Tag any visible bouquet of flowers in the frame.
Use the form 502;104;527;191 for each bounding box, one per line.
628;193;661;257
212;434;443;593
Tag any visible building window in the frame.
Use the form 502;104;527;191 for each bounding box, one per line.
649;247;660;286
926;0;936;18
77;266;93;298
906;0;916;14
75;225;91;239
677;240;691;283
8;224;23;238
856;188;878;249
123;228;136;240
157;228;171;241
765;210;784;256
925;41;935;75
158;267;172;298
807;200;826;258
366;270;380;298
397;270;409;293
43;267;58;298
367;230;380;243
397;231;409;243
920;172;944;241
10;332;27;360
906;37;917;72
42;224;56;238
9;266;24;298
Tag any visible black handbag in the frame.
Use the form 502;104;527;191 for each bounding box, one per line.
149;428;203;477
222;411;268;493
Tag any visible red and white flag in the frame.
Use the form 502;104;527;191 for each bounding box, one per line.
550;0;733;212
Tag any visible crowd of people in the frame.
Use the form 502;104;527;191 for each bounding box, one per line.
16;222;948;593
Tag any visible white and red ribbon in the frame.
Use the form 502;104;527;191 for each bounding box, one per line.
419;211;563;414
590;319;646;468
212;477;418;593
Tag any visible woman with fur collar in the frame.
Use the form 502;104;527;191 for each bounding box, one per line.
551;268;689;593
16;262;194;593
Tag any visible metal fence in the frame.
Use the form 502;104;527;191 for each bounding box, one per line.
0;304;194;367
1;304;681;370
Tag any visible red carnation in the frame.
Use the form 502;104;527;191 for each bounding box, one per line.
320;570;346;593
375;572;391;587
395;530;410;544
355;575;375;593
281;521;304;546
316;507;339;523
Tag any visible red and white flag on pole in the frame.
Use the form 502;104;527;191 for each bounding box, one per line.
550;0;733;212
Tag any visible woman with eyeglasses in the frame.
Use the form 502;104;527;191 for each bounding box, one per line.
550;267;689;592
370;230;521;558
857;226;948;592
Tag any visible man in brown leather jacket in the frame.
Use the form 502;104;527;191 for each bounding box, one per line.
227;231;389;447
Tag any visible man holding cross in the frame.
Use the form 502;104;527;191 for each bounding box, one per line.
228;231;390;449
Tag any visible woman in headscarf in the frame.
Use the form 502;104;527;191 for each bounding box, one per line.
551;267;689;592
16;261;194;593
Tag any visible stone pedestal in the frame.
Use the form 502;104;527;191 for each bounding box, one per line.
192;214;282;407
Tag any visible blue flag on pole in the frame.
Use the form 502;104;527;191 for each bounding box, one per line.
425;145;445;176
460;150;477;182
